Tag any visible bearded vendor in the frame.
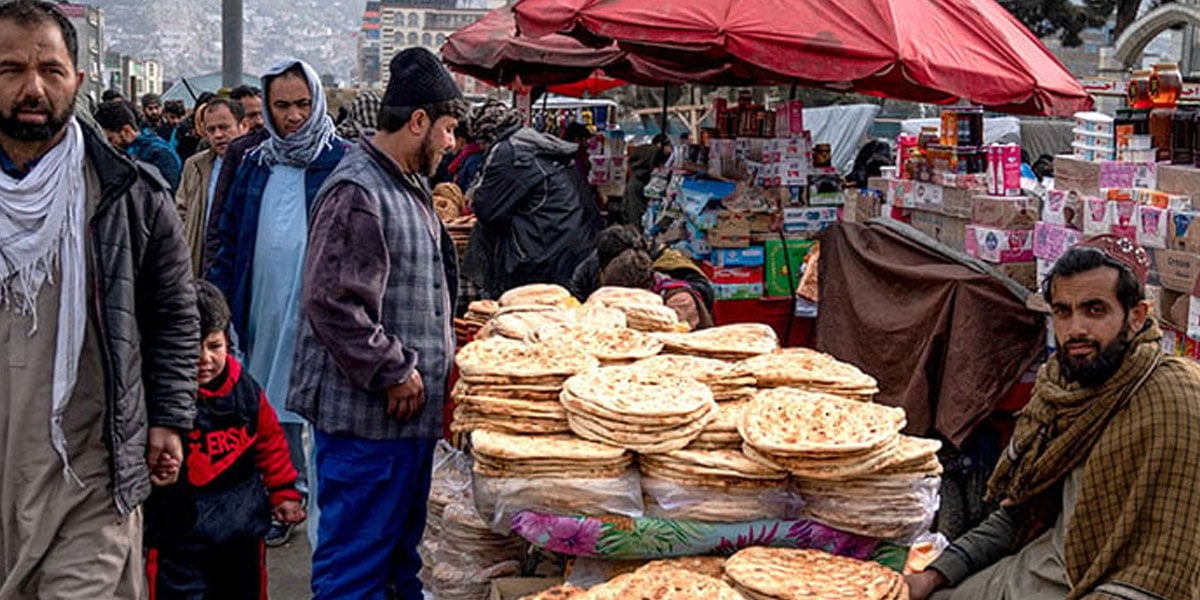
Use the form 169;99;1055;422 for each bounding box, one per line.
907;235;1200;600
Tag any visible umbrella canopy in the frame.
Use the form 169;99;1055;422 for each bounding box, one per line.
547;71;627;96
442;6;761;87
512;0;1094;116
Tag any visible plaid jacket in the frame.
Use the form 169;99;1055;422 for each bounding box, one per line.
287;140;458;440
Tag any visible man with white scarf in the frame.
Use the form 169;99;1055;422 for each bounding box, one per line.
209;58;349;548
0;1;198;597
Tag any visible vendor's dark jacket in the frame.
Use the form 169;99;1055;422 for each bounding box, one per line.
83;123;200;515
471;125;595;296
202;128;270;276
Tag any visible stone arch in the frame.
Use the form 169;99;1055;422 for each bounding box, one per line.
1112;3;1200;68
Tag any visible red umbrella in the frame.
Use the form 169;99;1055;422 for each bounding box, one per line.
547;71;627;96
512;0;1094;116
442;6;760;87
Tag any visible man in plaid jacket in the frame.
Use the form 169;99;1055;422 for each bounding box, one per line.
287;48;469;600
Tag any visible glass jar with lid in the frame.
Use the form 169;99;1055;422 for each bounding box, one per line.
1151;63;1182;108
1128;69;1154;109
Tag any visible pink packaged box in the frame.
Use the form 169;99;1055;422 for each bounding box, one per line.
1098;161;1157;190
1034;221;1083;262
588;156;611;185
1135;204;1169;249
1083;196;1111;235
965;225;1034;264
987;144;1021;196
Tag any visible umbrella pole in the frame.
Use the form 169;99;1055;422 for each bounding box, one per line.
661;84;669;135
790;81;799;101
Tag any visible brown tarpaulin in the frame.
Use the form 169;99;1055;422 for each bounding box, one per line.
816;220;1045;448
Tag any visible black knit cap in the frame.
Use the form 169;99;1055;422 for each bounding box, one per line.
384;48;462;108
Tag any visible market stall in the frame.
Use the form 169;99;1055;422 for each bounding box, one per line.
426;283;944;598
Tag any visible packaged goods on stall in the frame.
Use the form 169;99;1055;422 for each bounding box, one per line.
964;225;1035;264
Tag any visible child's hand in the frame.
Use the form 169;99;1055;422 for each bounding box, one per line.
273;500;306;524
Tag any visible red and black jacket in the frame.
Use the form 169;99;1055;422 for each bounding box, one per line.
145;356;298;546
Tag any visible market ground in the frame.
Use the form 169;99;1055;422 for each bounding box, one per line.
266;529;311;598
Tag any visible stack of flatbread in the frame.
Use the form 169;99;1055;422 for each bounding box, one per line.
656;323;779;360
793;436;943;540
499;283;579;309
452;337;598;434
628;355;756;402
738;388;906;480
640;448;792;521
534;324;665;364
477;304;576;341
724;547;909;599
578;566;742;599
431;497;526;600
585;286;688;333
635;556;726;579
455;299;498;343
470;430;634;479
686;401;748;450
561;367;717;453
739;348;880;400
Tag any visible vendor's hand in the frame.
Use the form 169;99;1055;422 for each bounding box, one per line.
905;570;947;600
147;427;183;486
273;500;306;524
387;371;426;422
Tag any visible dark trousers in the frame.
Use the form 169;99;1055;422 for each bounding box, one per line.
147;538;266;600
311;430;436;600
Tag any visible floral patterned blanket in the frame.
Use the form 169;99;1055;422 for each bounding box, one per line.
511;511;909;570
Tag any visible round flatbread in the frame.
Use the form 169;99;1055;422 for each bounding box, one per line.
456;337;599;378
739;387;905;455
471;430;629;462
724;547;904;600
561;366;715;419
498;283;576;308
656;323;778;359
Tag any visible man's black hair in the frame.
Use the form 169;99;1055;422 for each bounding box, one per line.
563;122;592;143
0;0;78;68
1043;246;1145;313
93;100;137;132
651;133;671;146
163;100;186;117
597;224;649;269
201;97;245;123
101;89;123;102
141;93;161;107
377;98;471;134
195;91;216;106
195;280;232;337
229;85;261;101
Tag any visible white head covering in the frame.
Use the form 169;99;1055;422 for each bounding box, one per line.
258;58;336;167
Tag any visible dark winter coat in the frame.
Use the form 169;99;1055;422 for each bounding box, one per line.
82;123;199;515
471;125;595;296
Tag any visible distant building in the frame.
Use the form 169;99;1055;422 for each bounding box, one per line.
58;3;105;104
357;0;503;89
1043;27;1111;78
103;50;164;100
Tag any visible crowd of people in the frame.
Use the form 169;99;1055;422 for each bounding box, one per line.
2;0;1200;598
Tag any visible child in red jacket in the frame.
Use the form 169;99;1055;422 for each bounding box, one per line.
145;280;306;599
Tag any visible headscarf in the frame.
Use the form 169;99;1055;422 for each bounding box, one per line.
258;58;336;167
335;90;381;141
469;99;522;145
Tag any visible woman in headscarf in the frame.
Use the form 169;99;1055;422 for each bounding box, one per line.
207;57;350;547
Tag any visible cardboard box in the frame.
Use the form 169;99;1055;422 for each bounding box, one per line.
709;231;752;248
705;262;765;300
942;186;974;218
911;181;945;209
971;195;1038;229
489;578;565;600
998;261;1038;290
964;225;1035;264
764;238;815;297
1042;189;1082;228
1135;204;1169;249
1152;249;1200;293
1158;288;1188;329
712;246;766;267
1034;221;1083;262
1082;196;1109;235
782;206;840;233
909;208;969;250
1155;164;1200;206
1169;210;1200;253
844;188;883;223
1053;155;1102;197
1098;160;1157;190
887;178;913;208
714;211;752;234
